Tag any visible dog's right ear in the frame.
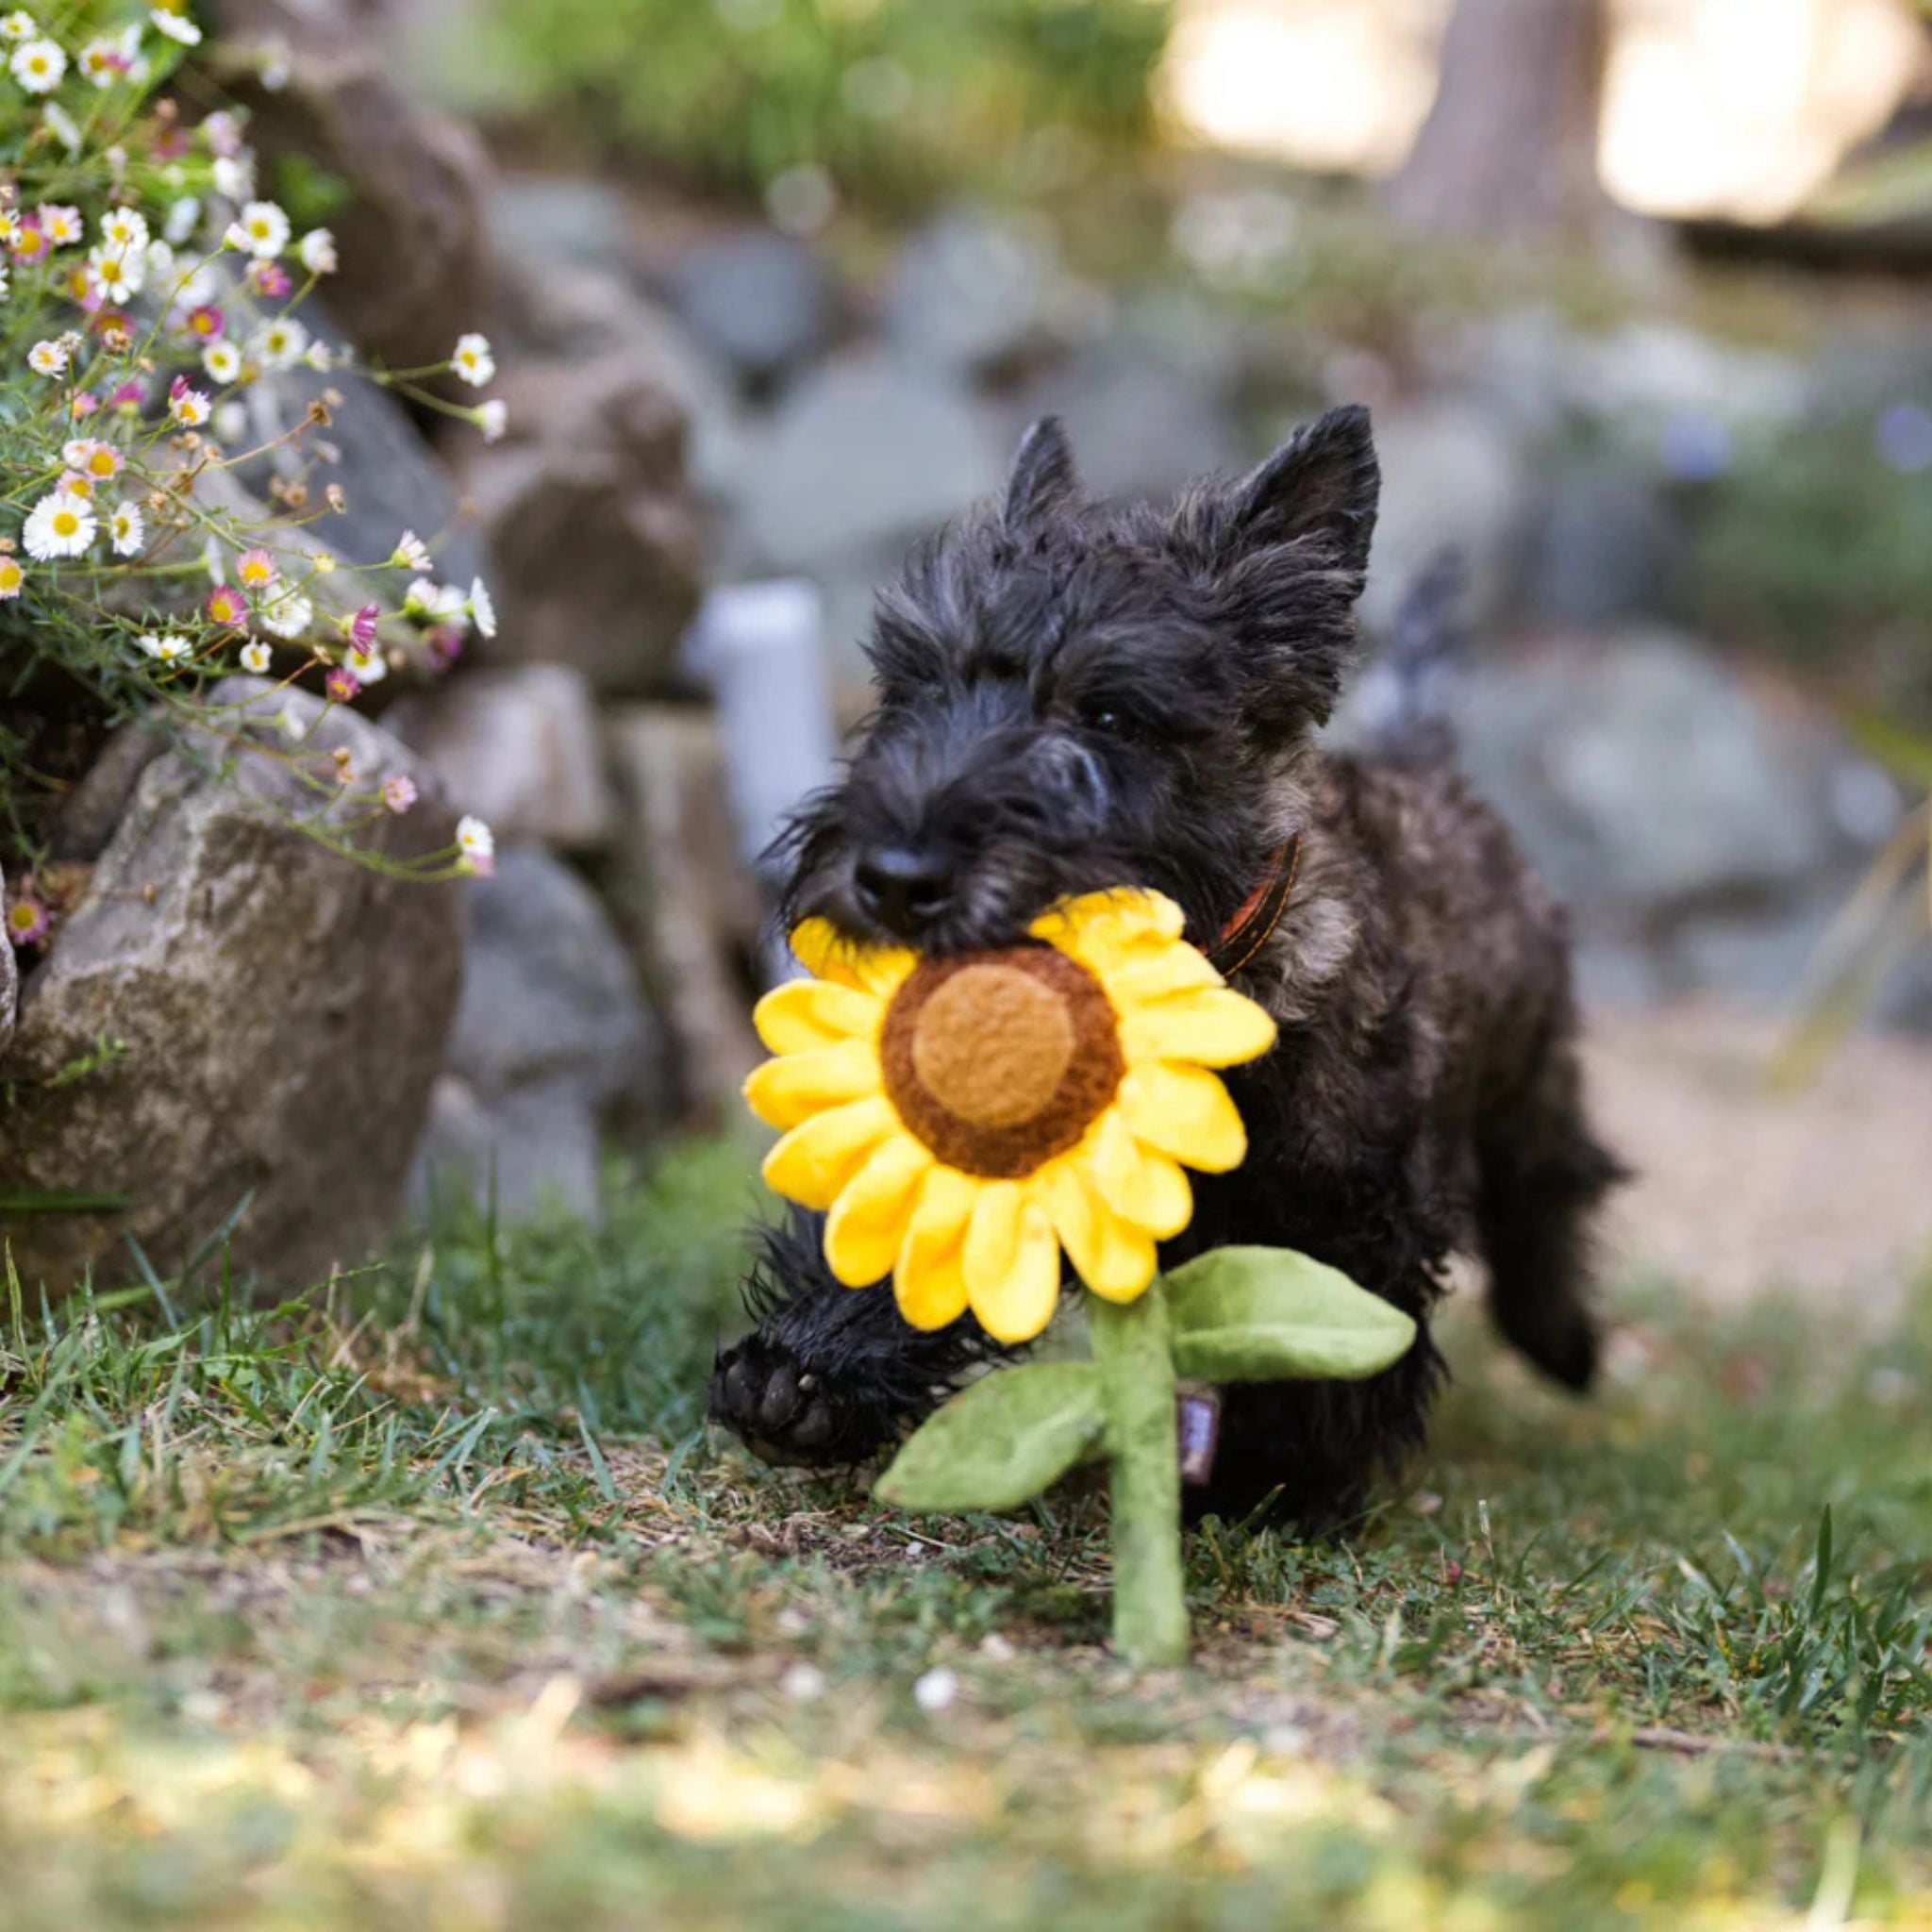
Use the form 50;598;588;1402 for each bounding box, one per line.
1003;416;1080;533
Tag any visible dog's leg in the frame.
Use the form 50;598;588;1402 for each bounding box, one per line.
708;1206;1002;1469
1476;1020;1624;1392
1190;1307;1447;1533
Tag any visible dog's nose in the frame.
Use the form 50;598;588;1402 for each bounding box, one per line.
854;845;953;938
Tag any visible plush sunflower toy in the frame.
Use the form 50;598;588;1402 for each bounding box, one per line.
745;888;1414;1667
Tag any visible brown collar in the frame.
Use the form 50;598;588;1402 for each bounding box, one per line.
1208;835;1302;975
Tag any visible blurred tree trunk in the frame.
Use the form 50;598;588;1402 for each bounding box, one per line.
1388;0;1614;245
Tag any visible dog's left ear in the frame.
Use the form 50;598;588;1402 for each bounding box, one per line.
1226;405;1379;581
1003;416;1080;534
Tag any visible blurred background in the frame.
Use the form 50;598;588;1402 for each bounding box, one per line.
92;0;1932;1307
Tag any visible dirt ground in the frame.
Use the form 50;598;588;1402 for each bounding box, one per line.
1583;1000;1932;1321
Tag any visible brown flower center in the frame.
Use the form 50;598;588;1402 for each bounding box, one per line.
881;946;1124;1179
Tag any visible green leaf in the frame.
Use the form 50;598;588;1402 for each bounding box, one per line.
874;1362;1105;1514
0;1191;130;1215
1164;1247;1417;1384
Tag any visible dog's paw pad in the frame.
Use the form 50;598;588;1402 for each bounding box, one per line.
709;1340;858;1469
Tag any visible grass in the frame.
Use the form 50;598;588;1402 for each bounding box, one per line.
2;1138;1930;1930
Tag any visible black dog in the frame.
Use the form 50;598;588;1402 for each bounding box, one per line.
710;407;1622;1529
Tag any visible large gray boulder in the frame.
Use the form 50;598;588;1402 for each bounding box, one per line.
458;348;706;696
390;664;613;849
1456;631;1848;916
0;682;462;1293
413;846;656;1222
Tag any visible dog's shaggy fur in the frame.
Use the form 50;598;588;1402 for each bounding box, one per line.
709;407;1623;1529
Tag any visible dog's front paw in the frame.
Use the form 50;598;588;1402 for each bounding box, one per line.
708;1331;884;1470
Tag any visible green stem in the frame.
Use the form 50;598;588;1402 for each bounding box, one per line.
1088;1275;1188;1669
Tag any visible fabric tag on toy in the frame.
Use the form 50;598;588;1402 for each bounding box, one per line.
1176;1383;1221;1487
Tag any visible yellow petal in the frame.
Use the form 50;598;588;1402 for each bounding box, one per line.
1084;1107;1194;1239
1122;987;1277;1070
1118;1063;1248;1174
1101;944;1224;1004
788;918;916;999
891;1166;976;1330
824;1132;933;1287
742;1038;879;1130
753;977;882;1055
1030;889;1184;975
761;1095;898;1211
962;1182;1062;1343
1033;1158;1158;1304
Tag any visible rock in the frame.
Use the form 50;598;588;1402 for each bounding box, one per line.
1456;632;1842;918
46;720;167;862
1011;345;1241;507
488;174;633;275
882;209;1063;376
242;329;490;594
667;229;835;386
738;354;1007;573
0;680;462;1293
1358;399;1530;632
1523;457;1683;627
415;846;654;1223
390;665;613;848
458;351;706;696
207;0;493;374
604;707;765;1124
490;255;747;504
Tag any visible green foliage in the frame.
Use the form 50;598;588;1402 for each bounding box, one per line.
1687;415;1932;719
1165;1245;1418;1382
874;1360;1105;1511
472;0;1174;210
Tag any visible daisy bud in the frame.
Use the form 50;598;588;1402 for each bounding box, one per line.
350;602;379;649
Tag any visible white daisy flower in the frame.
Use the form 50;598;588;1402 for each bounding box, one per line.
247;315;308;372
40;99;79;152
169;384;209;427
0;12;36;42
0;556;24;599
27;338;67;376
456;814;495;870
202;339;242;384
477;399;508;442
100;206;148;252
346;641;388;685
240;639;272;674
298;227;337;275
79;35;124;86
109;502;145;556
144;238;175;285
228;199;290;259
211;155;253;203
10;35;64;92
171;261;219;311
162;195;200;245
391;529;432;573
150;6;201;44
469;577;497;639
89;244;145;302
450;332;495;388
150;634;191;663
301;339;332;373
405;576;466;625
54;472;94;502
24;491;96;559
258;585;313;639
40;206;82;247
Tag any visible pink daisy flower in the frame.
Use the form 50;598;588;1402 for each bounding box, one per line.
324;666;361;704
382;774;418;816
6;893;48;949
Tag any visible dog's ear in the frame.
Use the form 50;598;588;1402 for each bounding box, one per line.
1225;405;1379;579
1003;416;1080;533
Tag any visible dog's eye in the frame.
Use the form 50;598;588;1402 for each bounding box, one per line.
1083;706;1130;738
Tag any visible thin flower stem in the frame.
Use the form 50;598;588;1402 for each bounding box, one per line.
1088;1277;1189;1670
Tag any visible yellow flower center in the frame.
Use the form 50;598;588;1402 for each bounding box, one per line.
882;946;1124;1179
52;509;77;536
88;451;114;475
